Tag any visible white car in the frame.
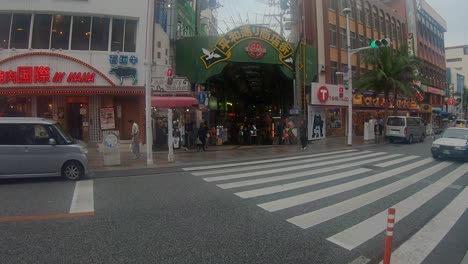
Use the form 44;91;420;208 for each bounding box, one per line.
431;127;468;160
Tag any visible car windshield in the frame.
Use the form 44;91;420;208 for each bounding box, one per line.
387;117;405;126
53;124;74;144
442;129;468;139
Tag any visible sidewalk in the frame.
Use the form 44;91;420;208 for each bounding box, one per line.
89;135;386;177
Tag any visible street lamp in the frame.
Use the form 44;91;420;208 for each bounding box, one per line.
343;7;353;146
145;0;155;165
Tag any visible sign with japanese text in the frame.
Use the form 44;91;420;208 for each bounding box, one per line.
311;83;350;106
200;25;294;70
0;66;95;85
151;77;190;92
0;52;115;87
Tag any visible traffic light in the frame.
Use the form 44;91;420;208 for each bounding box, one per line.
370;38;391;48
167;69;173;85
339;87;344;98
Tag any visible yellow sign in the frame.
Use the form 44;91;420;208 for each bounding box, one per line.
353;95;363;105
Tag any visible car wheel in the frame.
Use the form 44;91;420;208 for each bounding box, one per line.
62;161;83;181
407;135;413;144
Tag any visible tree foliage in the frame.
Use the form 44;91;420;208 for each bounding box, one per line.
354;45;424;118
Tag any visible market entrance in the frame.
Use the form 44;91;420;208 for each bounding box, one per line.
176;25;298;145
206;62;294;144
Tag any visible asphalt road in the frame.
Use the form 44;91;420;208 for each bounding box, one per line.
1;140;467;264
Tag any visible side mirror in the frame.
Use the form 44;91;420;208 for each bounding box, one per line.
49;138;57;146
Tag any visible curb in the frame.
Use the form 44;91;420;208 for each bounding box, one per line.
88;141;386;179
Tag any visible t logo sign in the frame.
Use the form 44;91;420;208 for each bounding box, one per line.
317;86;329;103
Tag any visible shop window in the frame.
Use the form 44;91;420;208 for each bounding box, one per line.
111;18;124;51
10;14;31;49
32;14;52;49
124;19;137;52
71;16;91;50
51;15;71;50
91;17;110;51
364;3;370;26
37;97;53;119
340;28;346;50
0;14;12;49
329;24;337;47
330;61;338;84
0;96;32;117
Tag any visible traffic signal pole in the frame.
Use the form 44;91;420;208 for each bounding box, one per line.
343;8;384;145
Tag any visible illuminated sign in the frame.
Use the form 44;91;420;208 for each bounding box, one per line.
0;66;95;84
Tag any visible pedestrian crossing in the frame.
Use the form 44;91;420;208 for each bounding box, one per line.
182;149;468;263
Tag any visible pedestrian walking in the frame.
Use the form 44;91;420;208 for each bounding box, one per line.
197;123;208;151
300;119;308;150
379;117;384;136
129;119;140;159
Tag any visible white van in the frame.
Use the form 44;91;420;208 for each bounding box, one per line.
385;116;426;144
0;118;88;180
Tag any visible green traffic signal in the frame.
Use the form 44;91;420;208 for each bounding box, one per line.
370;38;391;48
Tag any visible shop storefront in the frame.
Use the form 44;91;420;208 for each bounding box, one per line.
352;94;421;136
0;52;145;143
309;83;350;139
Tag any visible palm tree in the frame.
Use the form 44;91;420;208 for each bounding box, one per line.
354;45;423;119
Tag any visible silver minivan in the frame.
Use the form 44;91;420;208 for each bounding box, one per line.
0;118;88;180
385;116;426;144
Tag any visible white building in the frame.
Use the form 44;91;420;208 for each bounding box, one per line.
0;0;151;143
445;45;467;117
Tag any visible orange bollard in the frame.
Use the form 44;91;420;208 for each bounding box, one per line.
383;208;396;264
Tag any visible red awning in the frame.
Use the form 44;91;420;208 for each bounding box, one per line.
151;96;198;108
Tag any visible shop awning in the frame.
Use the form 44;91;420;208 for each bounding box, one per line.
432;108;449;116
151;96;198;108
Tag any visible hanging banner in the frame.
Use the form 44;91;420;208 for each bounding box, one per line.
308;105;326;140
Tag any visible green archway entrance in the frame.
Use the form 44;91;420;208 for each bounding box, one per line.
176;25;298;144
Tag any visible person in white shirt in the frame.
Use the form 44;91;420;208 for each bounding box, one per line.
129;120;140;159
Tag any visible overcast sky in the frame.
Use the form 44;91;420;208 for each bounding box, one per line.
215;0;467;47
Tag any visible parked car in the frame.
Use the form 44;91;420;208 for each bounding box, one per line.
0;117;88;180
431;127;468;160
385;116;426;144
453;119;467;128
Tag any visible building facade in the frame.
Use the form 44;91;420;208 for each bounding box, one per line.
445;45;468;117
385;0;447;123
299;0;408;136
0;0;151;144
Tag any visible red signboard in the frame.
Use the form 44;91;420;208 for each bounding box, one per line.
317;86;329;103
245;41;267;59
0;66;95;84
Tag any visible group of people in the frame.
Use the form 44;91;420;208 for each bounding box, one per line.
128;118;310;159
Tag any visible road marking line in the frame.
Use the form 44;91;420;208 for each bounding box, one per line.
233;168;371;198
375;155;420;167
0;212;95;222
259;158;433;212
221;154;402;191
182;149;359;171
385;185;468;264
348;255;371;264
69;180;94;213
287;162;451;229
193;151;366;176
328;163;467;251
202;151;383;182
